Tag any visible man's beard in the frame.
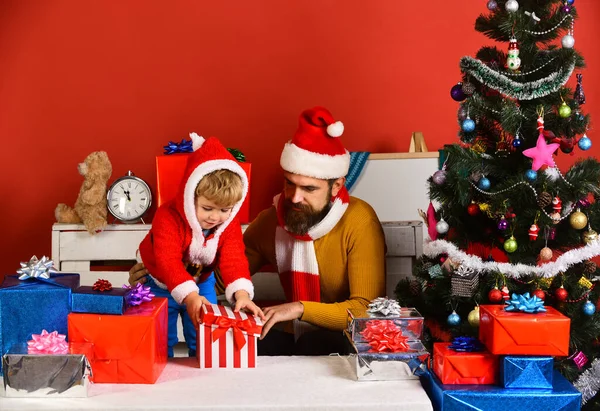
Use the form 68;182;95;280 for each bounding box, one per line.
283;198;332;236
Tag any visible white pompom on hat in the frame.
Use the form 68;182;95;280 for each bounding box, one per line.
280;107;350;179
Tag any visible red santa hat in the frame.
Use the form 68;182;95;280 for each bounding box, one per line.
280;107;350;179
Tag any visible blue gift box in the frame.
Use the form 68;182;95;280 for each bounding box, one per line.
71;286;131;315
501;355;553;389
0;273;80;374
421;370;581;411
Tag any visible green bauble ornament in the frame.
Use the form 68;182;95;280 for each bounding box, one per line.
559;102;572;118
504;236;518;253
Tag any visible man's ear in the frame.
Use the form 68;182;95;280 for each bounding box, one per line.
331;177;346;197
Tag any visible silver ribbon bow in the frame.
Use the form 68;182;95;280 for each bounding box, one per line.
17;256;58;280
367;297;402;317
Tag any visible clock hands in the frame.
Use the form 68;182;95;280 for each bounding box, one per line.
123;190;131;201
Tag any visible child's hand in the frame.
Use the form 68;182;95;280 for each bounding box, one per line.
234;290;266;321
183;292;211;328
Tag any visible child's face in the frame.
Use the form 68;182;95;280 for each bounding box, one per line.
195;196;233;230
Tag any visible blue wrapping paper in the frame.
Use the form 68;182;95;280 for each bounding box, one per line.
71;286;131;315
0;273;80;374
501;355;553;389
421;370;581;411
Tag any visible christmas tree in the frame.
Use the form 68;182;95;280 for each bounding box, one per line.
395;0;600;407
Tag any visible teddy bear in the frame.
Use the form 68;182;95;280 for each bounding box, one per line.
55;151;113;234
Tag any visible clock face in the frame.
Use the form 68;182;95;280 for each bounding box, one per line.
107;176;152;222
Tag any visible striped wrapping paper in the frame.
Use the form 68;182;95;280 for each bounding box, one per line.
197;304;263;368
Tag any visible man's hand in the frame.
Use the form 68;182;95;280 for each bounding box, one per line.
183;293;210;328
233;290;266;321
128;262;148;286
260;302;304;339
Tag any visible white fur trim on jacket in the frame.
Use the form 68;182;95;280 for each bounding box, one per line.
224;278;255;305
280;142;350;180
172;280;200;305
183;159;249;265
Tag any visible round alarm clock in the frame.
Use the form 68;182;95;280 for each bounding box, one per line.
107;171;152;223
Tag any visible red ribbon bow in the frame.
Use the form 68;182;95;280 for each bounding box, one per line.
93;279;113;292
208;316;262;350
360;320;410;353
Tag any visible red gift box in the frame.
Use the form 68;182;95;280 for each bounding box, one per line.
433;343;499;385
197;304;263;368
67;298;168;383
155;154;251;223
479;305;570;356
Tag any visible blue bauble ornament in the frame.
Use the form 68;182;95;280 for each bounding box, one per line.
451;84;466;102
567;0;575;5
579;135;592;151
525;169;538;182
583;300;596;316
512;137;522;148
447;311;461;326
462;118;476;133
478;177;491;190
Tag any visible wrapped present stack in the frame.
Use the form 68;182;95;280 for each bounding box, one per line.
423;293;582;410
197;303;263;368
345;297;430;381
0;256;168;397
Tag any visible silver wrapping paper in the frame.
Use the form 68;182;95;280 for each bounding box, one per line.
2;343;92;398
345;333;430;381
347;307;424;343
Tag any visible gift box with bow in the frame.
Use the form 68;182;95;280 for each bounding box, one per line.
347;305;424;343
197;304;263;368
421;370;581;411
479;304;570;356
2;337;93;398
0;257;80;374
155;152;252;223
433;342;499;385
501;355;554;389
71;281;132;315
67;298;168;383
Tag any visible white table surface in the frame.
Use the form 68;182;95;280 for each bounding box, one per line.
0;356;433;411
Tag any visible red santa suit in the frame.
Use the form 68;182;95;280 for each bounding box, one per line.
139;133;254;305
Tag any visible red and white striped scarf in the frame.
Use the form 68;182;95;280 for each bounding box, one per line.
274;187;349;302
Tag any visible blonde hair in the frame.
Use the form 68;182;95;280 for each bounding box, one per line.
195;169;243;206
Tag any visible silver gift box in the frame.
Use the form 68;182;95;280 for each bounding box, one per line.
347;307;424;343
346;333;429;381
2;343;92;398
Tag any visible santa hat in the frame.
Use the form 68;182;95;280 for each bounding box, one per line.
180;133;249;264
280;107;350;179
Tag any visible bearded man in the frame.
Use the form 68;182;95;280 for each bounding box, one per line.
244;106;386;355
129;107;386;356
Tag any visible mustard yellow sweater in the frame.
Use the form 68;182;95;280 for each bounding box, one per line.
243;196;386;331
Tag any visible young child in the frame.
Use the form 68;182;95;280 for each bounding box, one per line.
138;133;263;357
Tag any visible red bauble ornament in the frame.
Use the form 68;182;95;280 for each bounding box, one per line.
555;286;568;302
467;203;480;216
532;289;546;301
488;287;503;303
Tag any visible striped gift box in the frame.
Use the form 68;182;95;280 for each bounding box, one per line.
197;304;263;368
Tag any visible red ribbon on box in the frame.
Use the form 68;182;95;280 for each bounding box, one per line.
202;313;262;350
360;320;410;352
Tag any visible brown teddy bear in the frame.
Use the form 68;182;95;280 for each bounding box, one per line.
55;151;113;234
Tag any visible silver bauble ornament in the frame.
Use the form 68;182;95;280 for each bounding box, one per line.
436;218;449;235
562;34;575;49
505;0;519;12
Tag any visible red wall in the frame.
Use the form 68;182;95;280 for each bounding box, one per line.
1;1;599;279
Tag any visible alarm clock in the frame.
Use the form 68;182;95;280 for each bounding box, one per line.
106;171;152;223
